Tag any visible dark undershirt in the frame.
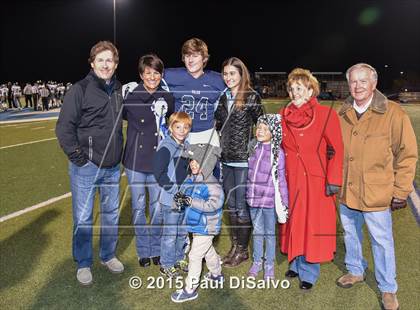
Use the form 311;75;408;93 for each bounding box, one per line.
355;110;365;120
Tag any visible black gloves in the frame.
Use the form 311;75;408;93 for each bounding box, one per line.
390;197;407;211
327;145;335;160
326;184;340;196
173;192;192;212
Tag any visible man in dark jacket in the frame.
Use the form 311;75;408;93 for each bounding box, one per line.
56;41;124;286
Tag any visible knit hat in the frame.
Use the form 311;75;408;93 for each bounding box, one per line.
181;143;222;179
256;113;288;223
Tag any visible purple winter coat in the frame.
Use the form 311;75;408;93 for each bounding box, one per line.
246;142;288;208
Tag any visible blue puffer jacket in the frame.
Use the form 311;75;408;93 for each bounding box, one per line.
181;174;224;235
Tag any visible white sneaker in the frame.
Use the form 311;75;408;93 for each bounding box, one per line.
77;267;93;286
101;257;124;273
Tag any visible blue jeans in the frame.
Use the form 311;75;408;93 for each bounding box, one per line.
69;161;121;269
290;256;320;284
160;205;187;268
250;207;276;265
339;204;397;293
222;164;249;222
125;168;162;258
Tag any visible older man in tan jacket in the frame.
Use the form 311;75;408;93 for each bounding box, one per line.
336;63;417;310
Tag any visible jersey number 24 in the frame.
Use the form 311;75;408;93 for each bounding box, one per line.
181;95;209;120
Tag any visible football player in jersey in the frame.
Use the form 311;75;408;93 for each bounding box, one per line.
123;38;224;145
157;39;225;260
162;38;225;136
0;84;8;111
56;83;66;107
11;82;22;110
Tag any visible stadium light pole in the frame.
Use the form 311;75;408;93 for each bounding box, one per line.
113;0;117;45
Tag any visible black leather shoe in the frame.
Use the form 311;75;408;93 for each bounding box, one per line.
285;270;298;278
139;257;151;267
151;256;160;266
299;281;313;290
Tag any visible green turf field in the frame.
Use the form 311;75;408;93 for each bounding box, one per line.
1;101;419;309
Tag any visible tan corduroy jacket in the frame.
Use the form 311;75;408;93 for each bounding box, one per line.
338;89;418;211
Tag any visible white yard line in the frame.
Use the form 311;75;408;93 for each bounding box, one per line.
0;124;19;127
0;116;58;124
0;172;128;223
0;192;72;223
1;123;126;149
0;137;57;150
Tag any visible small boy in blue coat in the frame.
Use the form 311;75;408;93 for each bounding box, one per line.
171;143;225;303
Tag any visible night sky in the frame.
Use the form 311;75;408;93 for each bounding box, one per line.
2;0;420;89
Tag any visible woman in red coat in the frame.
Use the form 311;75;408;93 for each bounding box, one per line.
279;68;343;290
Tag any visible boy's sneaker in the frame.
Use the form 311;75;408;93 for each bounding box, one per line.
101;257;124;273
175;259;189;272
138;257;151;267
171;289;198;303
76;267;93;286
160;266;180;278
204;272;224;285
151;256;160;265
264;264;275;280
248;262;263;277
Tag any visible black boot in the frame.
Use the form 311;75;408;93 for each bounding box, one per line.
224;245;249;268
222;214;238;264
237;220;252;250
222;239;237;264
224;221;251;268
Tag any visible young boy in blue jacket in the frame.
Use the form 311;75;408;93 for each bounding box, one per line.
153;112;192;278
171;143;225;303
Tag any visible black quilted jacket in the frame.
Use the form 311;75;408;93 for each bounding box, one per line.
214;91;263;162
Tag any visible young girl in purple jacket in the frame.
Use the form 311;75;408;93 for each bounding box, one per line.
246;114;289;279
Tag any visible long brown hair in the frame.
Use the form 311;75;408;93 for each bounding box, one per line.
222;57;253;109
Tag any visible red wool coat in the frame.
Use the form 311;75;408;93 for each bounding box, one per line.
279;99;343;263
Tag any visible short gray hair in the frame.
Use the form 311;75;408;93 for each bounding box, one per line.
346;63;378;82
